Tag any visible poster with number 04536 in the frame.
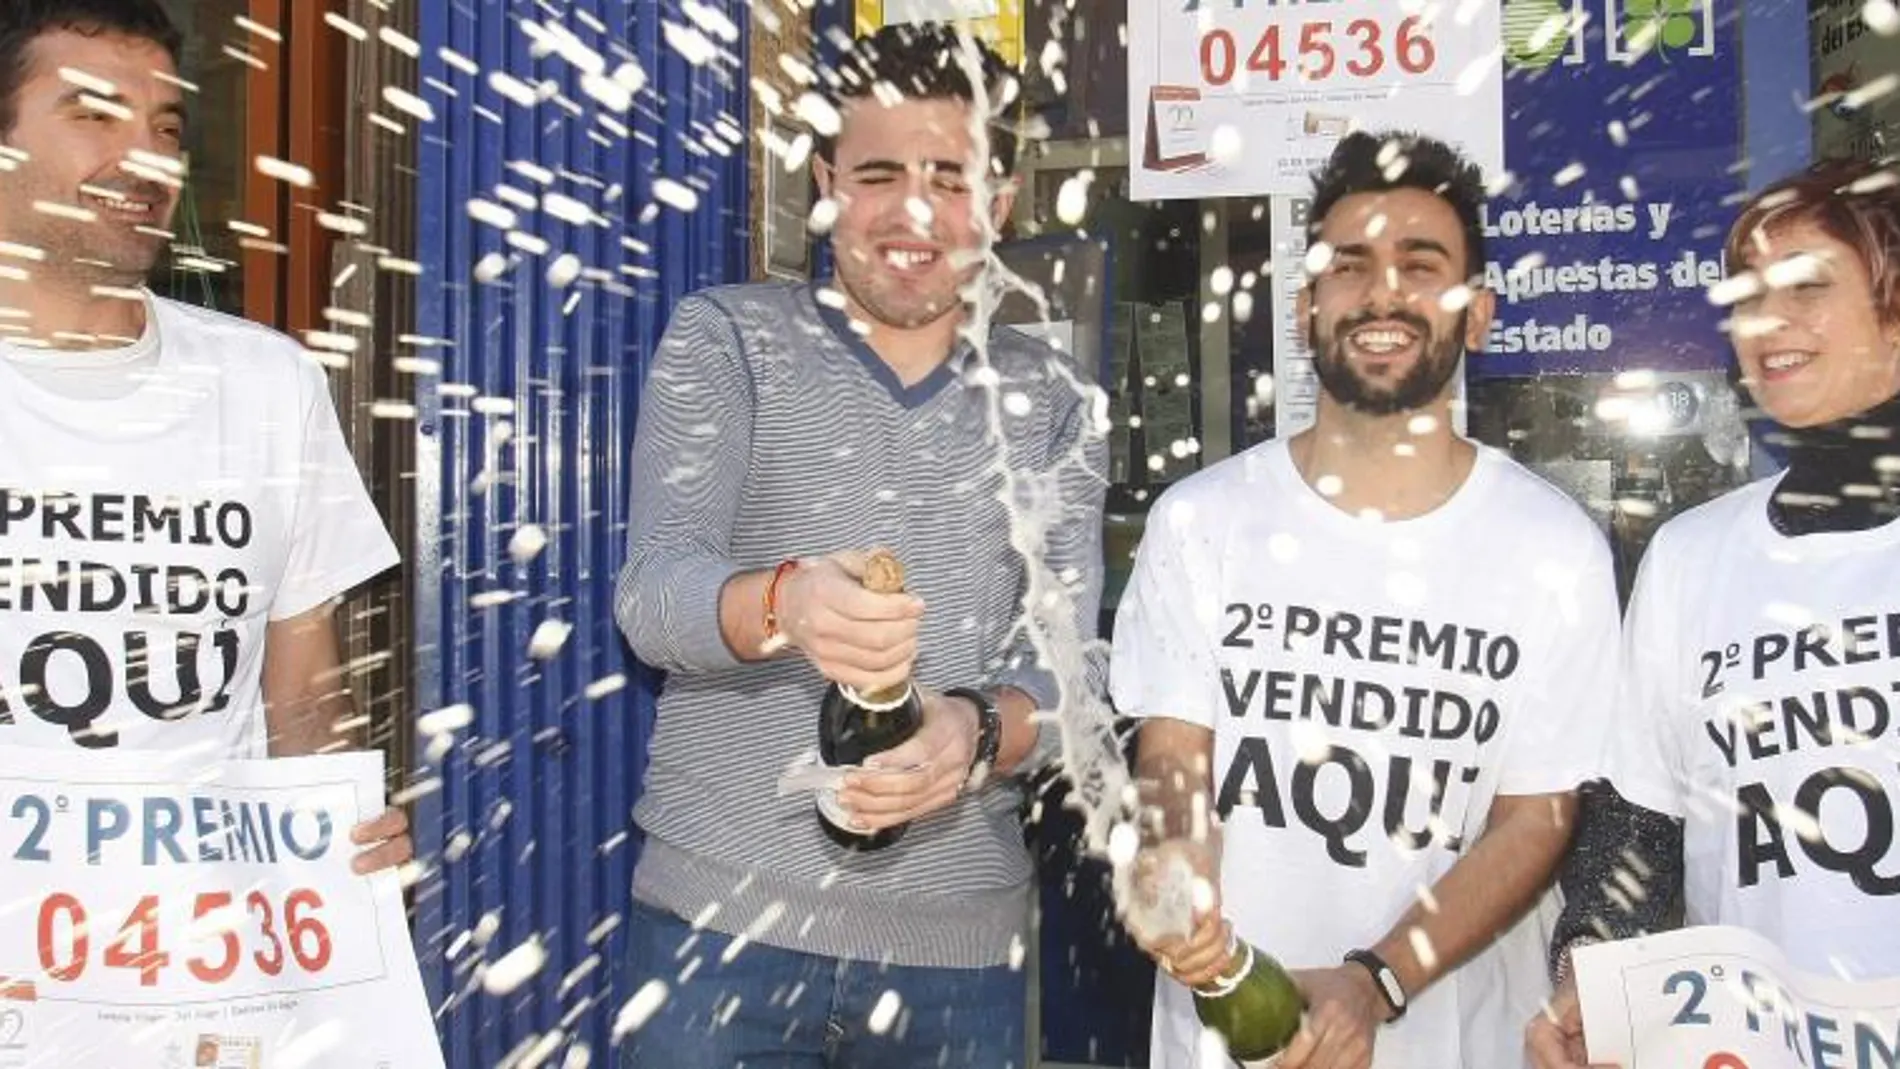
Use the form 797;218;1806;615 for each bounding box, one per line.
1128;0;1505;199
0;749;443;1068
1576;926;1900;1069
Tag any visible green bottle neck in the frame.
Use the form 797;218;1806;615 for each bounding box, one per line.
1194;940;1255;999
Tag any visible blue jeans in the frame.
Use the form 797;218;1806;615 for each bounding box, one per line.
618;900;1026;1068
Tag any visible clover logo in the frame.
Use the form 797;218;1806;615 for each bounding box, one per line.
1622;0;1701;58
1502;0;1576;69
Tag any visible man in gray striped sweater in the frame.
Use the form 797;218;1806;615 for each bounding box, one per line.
614;23;1108;1068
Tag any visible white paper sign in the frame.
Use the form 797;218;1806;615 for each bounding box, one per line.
1268;196;1321;438
0;749;443;1069
1576;926;1900;1069
1129;0;1506;199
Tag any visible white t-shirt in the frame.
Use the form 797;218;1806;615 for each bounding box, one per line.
3;313;157;400
0;295;399;761
1608;476;1900;980
1111;439;1621;1069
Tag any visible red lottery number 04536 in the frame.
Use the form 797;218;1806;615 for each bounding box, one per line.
1200;17;1436;87
37;889;332;987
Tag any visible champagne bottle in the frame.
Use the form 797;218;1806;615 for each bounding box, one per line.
815;549;924;851
1119;847;1304;1067
1192;938;1304;1066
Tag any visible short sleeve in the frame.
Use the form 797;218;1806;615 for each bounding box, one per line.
269;362;400;620
1602;537;1689;817
1496;524;1624;795
1109;491;1223;726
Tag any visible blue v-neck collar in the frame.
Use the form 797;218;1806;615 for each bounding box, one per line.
807;283;967;410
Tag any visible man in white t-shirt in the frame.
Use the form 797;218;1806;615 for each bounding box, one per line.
0;1;408;871
1111;132;1621;1069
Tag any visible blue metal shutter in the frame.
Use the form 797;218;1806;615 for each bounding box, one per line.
411;3;748;1063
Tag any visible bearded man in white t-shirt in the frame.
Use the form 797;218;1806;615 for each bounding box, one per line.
0;0;409;871
1111;132;1622;1069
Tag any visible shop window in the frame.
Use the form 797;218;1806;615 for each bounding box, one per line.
154;0;251;314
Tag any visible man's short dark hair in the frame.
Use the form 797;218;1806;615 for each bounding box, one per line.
1308;131;1488;277
818;22;1021;177
0;0;183;138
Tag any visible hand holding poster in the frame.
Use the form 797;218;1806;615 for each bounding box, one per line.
1576;926;1900;1069
0;749;442;1068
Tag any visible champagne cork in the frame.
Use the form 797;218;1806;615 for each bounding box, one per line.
862;549;906;595
854;549;914;708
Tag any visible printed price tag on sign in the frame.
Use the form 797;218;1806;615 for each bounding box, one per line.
1128;0;1504;198
1576;926;1900;1069
0;749;443;1068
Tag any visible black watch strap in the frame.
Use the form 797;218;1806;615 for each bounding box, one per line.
944;686;1001;779
1345;948;1407;1022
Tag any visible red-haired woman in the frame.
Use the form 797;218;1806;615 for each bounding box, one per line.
1529;155;1900;1067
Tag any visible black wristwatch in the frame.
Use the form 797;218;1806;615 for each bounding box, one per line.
944;686;1001;782
1345;948;1408;1022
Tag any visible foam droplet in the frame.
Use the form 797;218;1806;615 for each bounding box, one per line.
584;673;628;700
1438;285;1473;312
807;198;839;234
1106;821;1139;867
528;619;572;660
661;21;718;66
417;703;475;736
472;911;502;946
473;252;510;283
1866;0;1900;35
867;990;902;1035
794;92;841;137
1268;532;1300;562
1056;172;1092;226
547;255;582;288
1303;242;1335;276
510;524;549;563
612;980;670;1040
652;178;699;213
1208;125;1243;166
484;937;548;996
1707;272;1762;308
614;60;649;94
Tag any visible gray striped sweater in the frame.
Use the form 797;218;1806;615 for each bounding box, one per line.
616;281;1109;968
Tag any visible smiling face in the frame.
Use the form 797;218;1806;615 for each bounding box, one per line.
0;29;185;284
1729;218;1900;428
814;94;1014;332
1301;187;1494;416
